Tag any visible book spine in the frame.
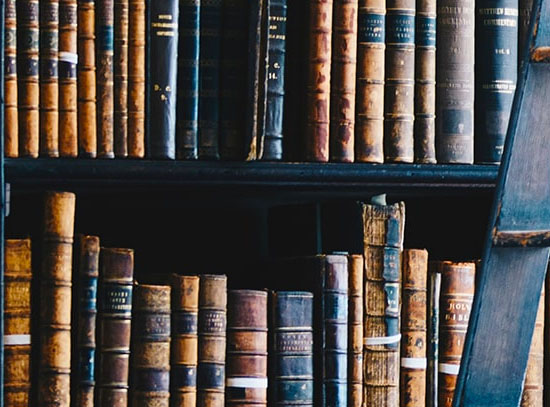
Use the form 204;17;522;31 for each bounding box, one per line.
197;275;227;407
131;285;171;407
437;261;475;407
427;264;441;407
4;239;32;407
414;0;436;163
114;0;129;157
39;192;76;407
475;0;518;164
356;0;385;162
519;0;533;62
96;248;134;407
147;0;179;159
400;249;428;407
176;0;200;160
74;235;99;407
435;0;474;163
77;0;97;157
5;0;18;157
226;290;268;406
127;0;145;157
348;255;363;407
198;0;222;159
97;0;114;158
171;275;199;407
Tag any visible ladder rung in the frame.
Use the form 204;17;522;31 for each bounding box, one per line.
493;230;550;247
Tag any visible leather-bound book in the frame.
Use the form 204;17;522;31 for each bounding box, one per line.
348;255;363;407
400;249;428;407
519;0;533;62
77;0;97;157
435;0;474;163
74;236;99;407
356;0;385;163
437;261;475;407
131;284;171;407
4;239;32;407
362;202;405;406
197;275;227;407
5;0;18;157
39;192;76;407
175;0;200;160
114;0;129;157
128;0;145;157
414;0;436;163
475;0;518;164
226;290;268;407
96;248;134;407
147;0;179;159
427;263;441;407
171;275;199;407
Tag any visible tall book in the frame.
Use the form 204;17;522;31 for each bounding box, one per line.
348;255;363;407
356;0;385;162
74;236;99;407
362;201;405;406
329;0;357;162
384;0;414;162
400;249;428;407
131;285;171;407
435;0;474;163
437;261;475;407
427;263;441;407
197;275;227;407
38;192;76;407
114;0;129;157
96;248;134;407
5;0;18;157
475;0;518;164
4;239;32;407
171;275;199;407
226;290;268;407
305;0;333;162
519;0;533;62
128;0;145;157
175;0;200;160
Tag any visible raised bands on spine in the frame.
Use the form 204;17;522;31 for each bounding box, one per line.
114;0;129;157
5;0;19;157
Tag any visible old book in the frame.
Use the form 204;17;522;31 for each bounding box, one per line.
4;239;32;407
400;249;428;407
414;0;436;163
437;261;475;407
74;236;99;407
384;0;414;162
131;284;171;407
356;0;385;162
427;263;441;407
348;255;363;407
128;0;145;157
305;0;333;162
435;0;474;163
114;0;129;157
519;0;533;62
5;0;18;157
226;290;268;407
197;275;227;407
171;275;199;407
362;202;405;407
96;248;134;407
175;0;200;160
38;192;76;407
77;0;97;157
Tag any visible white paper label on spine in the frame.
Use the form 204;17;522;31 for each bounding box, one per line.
59;52;79;64
401;357;427;369
439;363;460;375
364;333;402;346
4;334;31;345
226;377;268;388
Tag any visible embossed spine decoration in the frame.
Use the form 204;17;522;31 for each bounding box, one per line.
5;0;18;157
171;275;199;407
400;249;428;407
414;0;436;162
197;275;227;407
305;0;333;162
4;239;32;407
427;263;441;407
475;0;518;164
362;202;405;406
356;0;385;162
518;0;533;62
96;248;134;407
348;255;363;407
39;192;76;407
131;285;171;407
437;261;475;407
114;0;129;157
435;0;474;163
128;0;145;157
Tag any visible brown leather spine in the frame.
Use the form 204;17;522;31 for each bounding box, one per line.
348;254;363;407
329;0;357;162
127;0;145;157
5;0;18;157
39;192;76;407
4;239;32;407
437;261;475;407
400;249;428;407
305;0;333;162
114;0;129;157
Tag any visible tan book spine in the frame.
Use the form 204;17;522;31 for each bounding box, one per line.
348;254;363;407
400;249;428;407
114;0;129;157
38;192;76;407
5;0;18;157
4;239;32;407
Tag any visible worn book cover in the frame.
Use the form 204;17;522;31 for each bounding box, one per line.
5;0;18;157
128;0;145;157
114;0;129;157
348;255;363;407
427;262;441;407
